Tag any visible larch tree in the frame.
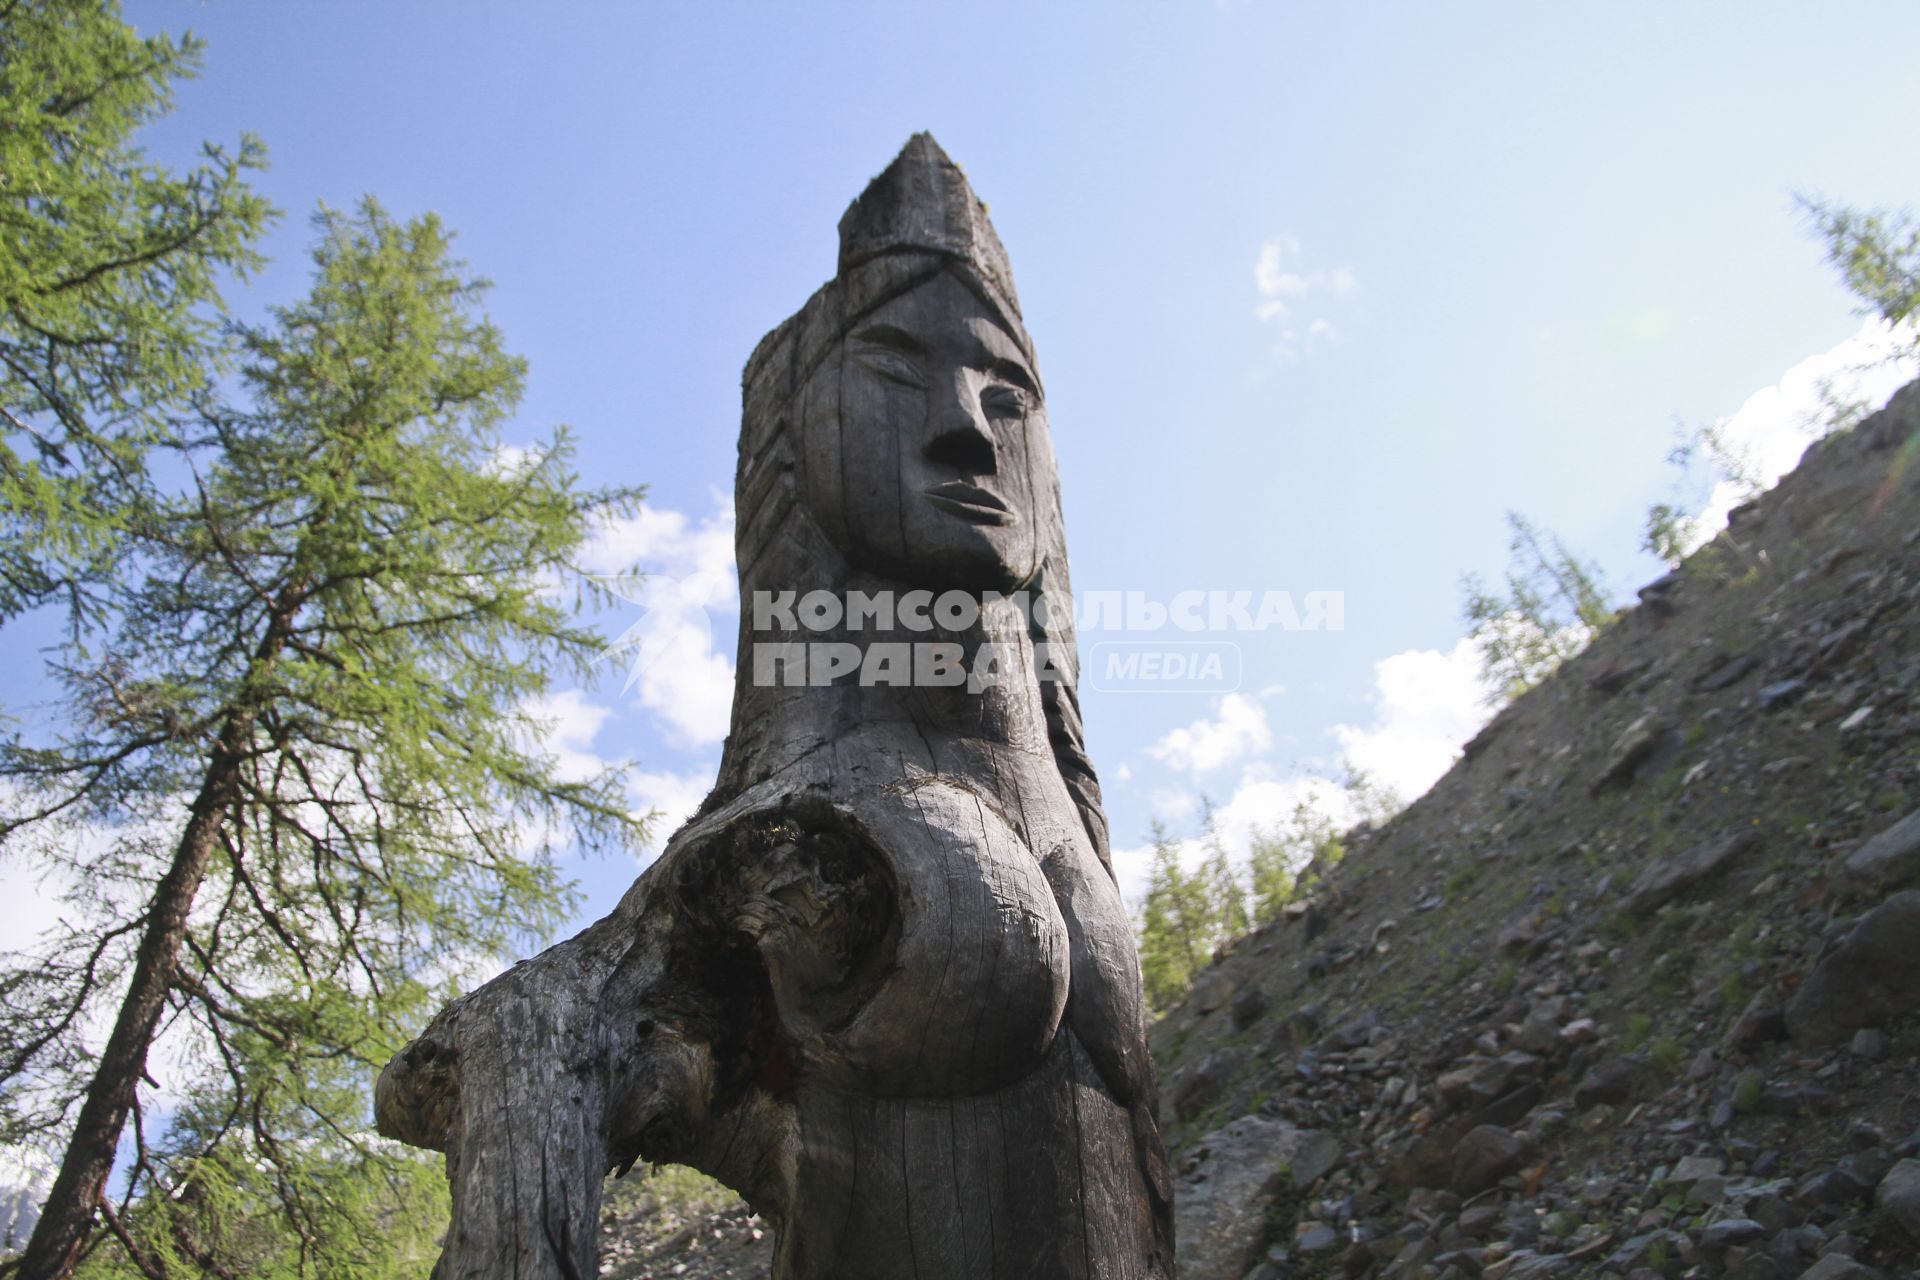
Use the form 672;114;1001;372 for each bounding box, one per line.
1461;511;1615;705
1799;196;1920;337
1;0;270;628
1136;820;1218;1013
1;200;645;1280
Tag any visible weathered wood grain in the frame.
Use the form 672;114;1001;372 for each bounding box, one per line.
378;133;1172;1280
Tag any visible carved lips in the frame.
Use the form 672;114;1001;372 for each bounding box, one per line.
922;479;1013;525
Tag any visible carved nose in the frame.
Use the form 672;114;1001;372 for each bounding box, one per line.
923;370;997;474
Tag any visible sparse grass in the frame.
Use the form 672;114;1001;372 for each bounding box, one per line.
604;1162;742;1221
1890;1015;1920;1060
1491;959;1519;994
1651;908;1693;951
1732;1068;1764;1114
1444;863;1482;896
1647;1035;1682;1075
1871;788;1909;813
1623;1012;1654;1051
1607;909;1645;942
1649;950;1689;996
1725;917;1761;961
1646;760;1694;806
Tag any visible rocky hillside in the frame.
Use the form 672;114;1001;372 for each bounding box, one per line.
1157;380;1920;1280
596;380;1920;1280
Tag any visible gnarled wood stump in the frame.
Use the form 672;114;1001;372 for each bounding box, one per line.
378;133;1173;1280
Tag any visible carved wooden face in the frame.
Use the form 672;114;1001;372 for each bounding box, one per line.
798;270;1047;591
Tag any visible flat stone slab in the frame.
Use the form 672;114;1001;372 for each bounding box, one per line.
1174;1115;1340;1280
1787;891;1920;1045
1841;807;1920;890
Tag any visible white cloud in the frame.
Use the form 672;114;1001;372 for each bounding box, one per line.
629;767;717;858
1254;234;1302;300
583;494;738;748
1148;788;1199;822
488;442;544;476
1214;771;1356;850
626;615;735;749
1677;317;1918;553
1117;320;1917;915
584;492;738;614
1109;771;1365;906
1333;635;1496;802
525;688;614;782
1253;234;1356;358
1320;323;1913;801
1109;840;1159;907
1113;637;1490;905
1146;692;1272;775
0;855;66;956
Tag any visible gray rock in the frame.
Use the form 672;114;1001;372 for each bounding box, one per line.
1728;999;1790;1049
1817;1232;1865;1259
1380;1236;1437;1279
1501;1251;1574;1278
1786;891;1920;1044
1837;1150;1890;1189
1874;1157;1920;1242
1794;1255;1882;1280
1439;1052;1539;1112
1757;679;1807;710
1172;1047;1248;1121
1497;911;1540;951
1450;1124;1531;1196
1293;1220;1338;1252
1745;1191;1799;1231
1591;714;1670;793
1327;1008;1380;1050
1622;828;1762;913
1189;965;1238;1015
1701;1218;1769;1249
1791;1167;1874;1209
1847;1027;1887;1060
1840;808;1920;890
1666;1154;1726;1192
1761;1083;1833;1117
1723;1254;1792;1280
1771;1224;1827;1263
1603;1229;1690;1274
1229;986;1270;1031
1174;1116;1341;1280
1694;651;1760;692
1458;1204;1502;1238
1589;656;1652;695
1511;1007;1562;1054
1273;1001;1324;1050
1573;1055;1642;1110
1475;1082;1544;1129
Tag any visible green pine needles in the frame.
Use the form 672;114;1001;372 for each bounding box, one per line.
1;199;647;1278
1;0;271;630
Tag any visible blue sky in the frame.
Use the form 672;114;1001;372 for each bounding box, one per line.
8;1;1920;950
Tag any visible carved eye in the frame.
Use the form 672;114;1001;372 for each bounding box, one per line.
857;348;925;388
980;383;1029;421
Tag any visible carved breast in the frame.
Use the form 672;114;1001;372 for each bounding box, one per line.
718;775;1072;1099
